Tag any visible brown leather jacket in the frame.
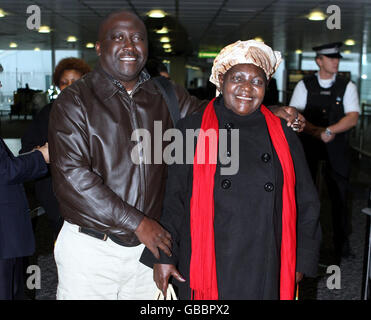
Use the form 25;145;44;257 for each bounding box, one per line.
48;63;206;246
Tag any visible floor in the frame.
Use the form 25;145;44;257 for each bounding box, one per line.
1;115;370;300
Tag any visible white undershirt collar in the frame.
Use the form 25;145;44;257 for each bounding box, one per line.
315;72;337;89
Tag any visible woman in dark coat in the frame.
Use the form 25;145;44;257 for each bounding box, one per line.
20;58;91;238
141;40;321;300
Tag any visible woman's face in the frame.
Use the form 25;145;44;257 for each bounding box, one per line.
59;69;83;91
219;63;267;116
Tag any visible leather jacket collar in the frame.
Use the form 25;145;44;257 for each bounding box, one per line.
92;62;151;100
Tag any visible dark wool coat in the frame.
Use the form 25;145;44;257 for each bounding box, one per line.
141;96;321;300
0;137;47;258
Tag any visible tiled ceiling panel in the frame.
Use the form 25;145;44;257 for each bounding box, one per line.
0;0;369;57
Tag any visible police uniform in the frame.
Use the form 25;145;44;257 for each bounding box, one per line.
289;42;360;259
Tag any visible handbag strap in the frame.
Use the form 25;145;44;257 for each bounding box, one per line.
152;76;180;127
154;284;178;300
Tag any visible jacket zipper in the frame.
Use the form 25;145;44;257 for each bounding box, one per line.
126;90;146;214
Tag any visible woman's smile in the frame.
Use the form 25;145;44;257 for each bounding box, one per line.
236;95;253;101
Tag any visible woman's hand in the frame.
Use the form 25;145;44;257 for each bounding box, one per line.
154;264;185;297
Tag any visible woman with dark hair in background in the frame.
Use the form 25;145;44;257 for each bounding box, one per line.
20;57;91;239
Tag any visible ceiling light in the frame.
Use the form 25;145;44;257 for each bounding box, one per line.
344;39;355;46
343;50;351;54
34;47;40;51
295;49;303;54
0;8;7;17
164;48;172;53
86;42;95;48
38;25;51;33
254;37;263;42
67;36;77;42
9;42;17;48
361;74;367;79
198;51;219;58
162;43;171;49
160;36;170;43
308;10;326;21
156;26;169;34
147;10;166;18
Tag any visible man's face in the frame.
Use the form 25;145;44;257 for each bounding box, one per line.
96;12;148;91
317;55;340;76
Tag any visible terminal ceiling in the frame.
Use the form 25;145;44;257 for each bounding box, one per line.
0;0;370;59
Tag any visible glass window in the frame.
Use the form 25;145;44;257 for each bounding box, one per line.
0;49;79;111
360;53;371;104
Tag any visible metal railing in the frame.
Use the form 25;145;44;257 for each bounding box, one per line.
362;188;371;300
352;103;371;158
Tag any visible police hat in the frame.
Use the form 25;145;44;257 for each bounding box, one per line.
313;42;343;58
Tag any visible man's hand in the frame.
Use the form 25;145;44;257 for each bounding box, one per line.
36;142;49;163
269;106;306;132
135;216;172;259
320;130;336;143
154;264;185;297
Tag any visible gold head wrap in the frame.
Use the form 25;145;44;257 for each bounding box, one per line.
210;40;282;90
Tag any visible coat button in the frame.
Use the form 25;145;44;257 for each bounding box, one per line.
224;122;234;130
221;179;231;189
261;153;271;163
264;182;274;192
226;150;231;157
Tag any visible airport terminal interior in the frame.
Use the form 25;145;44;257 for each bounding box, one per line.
0;0;370;300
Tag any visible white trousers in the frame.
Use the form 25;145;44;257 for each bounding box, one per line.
54;221;157;300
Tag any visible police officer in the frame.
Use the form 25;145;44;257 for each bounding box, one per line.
289;42;360;261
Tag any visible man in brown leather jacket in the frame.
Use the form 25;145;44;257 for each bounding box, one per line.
48;10;304;300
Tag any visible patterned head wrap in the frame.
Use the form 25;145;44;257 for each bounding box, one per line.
210;40;282;90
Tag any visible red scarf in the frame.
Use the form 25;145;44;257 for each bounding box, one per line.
189;99;297;300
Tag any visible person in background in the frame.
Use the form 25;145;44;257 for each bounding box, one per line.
263;77;279;106
289;42;360;261
141;40;321;300
145;58;170;79
20;58;91;239
0;136;49;299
